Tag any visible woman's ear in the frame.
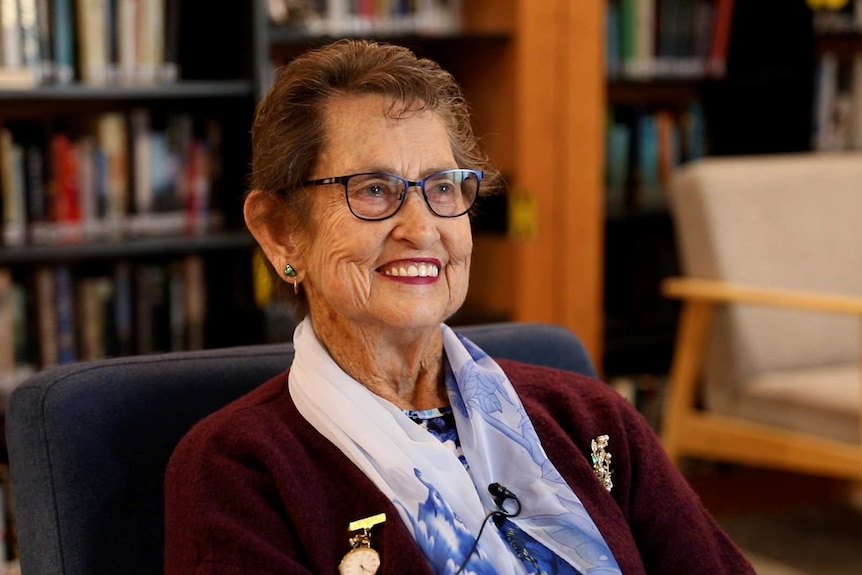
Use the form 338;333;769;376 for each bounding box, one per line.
244;190;305;282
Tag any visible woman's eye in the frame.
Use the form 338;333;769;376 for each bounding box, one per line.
355;182;390;197
430;181;456;196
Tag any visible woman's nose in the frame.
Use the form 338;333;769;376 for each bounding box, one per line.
392;186;440;242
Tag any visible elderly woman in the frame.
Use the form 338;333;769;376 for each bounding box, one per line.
164;39;753;575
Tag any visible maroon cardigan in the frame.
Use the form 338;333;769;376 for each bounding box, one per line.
164;359;754;574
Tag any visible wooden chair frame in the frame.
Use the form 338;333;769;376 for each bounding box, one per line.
661;277;862;479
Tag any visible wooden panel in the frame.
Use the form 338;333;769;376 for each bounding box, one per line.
559;0;605;364
465;236;513;318
509;0;560;323
463;0;515;33
463;0;604;362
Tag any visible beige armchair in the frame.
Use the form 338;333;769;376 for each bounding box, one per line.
661;153;862;480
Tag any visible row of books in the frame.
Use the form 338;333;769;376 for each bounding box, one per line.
605;101;707;213
811;0;862;34
0;0;179;89
606;0;735;79
0;256;206;393
812;51;862;151
267;0;463;36
0;111;222;246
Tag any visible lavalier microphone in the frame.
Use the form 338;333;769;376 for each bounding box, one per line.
488;482;522;521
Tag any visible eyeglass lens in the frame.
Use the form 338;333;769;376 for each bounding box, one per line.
346;170;479;220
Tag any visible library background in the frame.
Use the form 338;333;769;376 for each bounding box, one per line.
0;0;860;570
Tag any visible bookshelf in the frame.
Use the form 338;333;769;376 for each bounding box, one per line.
601;0;841;382
0;0;262;394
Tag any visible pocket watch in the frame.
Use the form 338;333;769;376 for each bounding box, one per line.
338;545;380;575
338;513;386;575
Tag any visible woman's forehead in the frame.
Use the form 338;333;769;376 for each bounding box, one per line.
318;95;453;170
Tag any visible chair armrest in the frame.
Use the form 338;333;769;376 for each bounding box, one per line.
662;277;862;315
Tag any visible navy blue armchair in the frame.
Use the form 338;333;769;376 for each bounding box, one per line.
6;322;597;575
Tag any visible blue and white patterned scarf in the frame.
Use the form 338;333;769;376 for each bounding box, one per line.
289;318;621;575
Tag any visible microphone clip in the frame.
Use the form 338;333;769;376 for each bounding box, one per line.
487;482;522;523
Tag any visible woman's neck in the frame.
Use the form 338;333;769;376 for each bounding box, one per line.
309;315;449;411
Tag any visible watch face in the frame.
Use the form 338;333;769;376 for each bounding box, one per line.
338;547;381;575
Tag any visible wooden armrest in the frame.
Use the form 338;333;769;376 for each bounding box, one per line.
661;277;862;315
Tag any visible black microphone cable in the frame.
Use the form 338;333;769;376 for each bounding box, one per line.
452;483;522;575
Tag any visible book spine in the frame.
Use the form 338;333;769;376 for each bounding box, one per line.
18;0;43;80
0;0;22;68
117;0;136;83
708;0;734;77
184;254;205;350
1;128;27;245
0;268;15;393
76;0;109;84
36;0;54;80
113;261;133;355
52;0;75;83
55;264;77;364
35;266;58;367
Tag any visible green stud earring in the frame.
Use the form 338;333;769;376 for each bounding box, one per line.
284;264;297;278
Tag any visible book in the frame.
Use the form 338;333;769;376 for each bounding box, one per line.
11;280;35;382
96;112;129;232
54;265;77;364
136;0;163;83
708;0;735;77
76;0;109;84
605;118;631;213
0;269;15;393
131;109;152;216
34;266;58;367
606;0;622;77
51;132;83;238
134;263;169;354
76;275;112;360
51;0;74;83
168;260;186;351
35;0;54;81
1;0;22;69
113;261;133;356
17;0;42;82
851;53;862;150
0;128;27;246
21;123;49;233
636;113;661;209
813;52;839;151
162;0;180;82
117;0;136;83
183;254;205;350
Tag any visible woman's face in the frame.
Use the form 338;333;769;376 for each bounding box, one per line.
299;94;473;335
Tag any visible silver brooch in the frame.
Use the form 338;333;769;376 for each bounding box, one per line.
591;435;613;492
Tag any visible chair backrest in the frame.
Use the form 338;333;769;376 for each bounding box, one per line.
669;153;862;410
6;322;596;575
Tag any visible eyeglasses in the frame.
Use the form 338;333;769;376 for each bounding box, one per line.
301;168;483;221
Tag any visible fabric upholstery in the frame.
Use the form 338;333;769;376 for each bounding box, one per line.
5;322;596;575
668;152;862;436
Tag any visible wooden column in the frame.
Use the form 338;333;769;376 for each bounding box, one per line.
511;0;605;364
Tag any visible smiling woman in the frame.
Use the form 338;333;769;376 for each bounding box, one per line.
164;39;756;575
